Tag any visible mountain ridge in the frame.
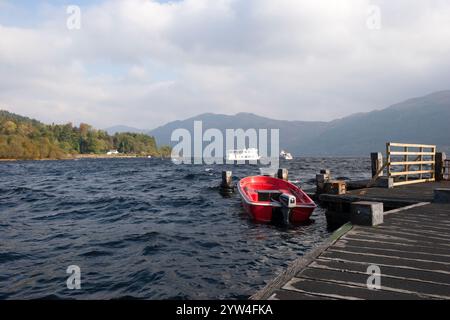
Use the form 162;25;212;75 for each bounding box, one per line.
146;90;450;156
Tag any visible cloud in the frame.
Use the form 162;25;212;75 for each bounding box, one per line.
0;0;450;129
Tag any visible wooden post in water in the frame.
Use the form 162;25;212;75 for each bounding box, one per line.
435;152;446;181
324;180;347;195
371;152;383;178
316;169;331;194
220;171;234;194
277;168;288;181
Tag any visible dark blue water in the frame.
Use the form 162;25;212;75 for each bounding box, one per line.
0;158;371;299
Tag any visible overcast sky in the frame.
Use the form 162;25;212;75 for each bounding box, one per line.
1;0;450;129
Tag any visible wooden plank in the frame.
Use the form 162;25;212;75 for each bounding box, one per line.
321;250;450;272
373;225;450;240
269;289;335;300
390;161;434;166
311;258;450;284
249;223;352;300
283;277;424;300
393;178;435;187
298;268;450;299
351;228;450;243
387;213;450;224
382;224;450;236
330;243;450;263
335;238;450;257
327;248;450;266
343;233;450;250
389;170;434;176
388;143;436;148
390;152;435;156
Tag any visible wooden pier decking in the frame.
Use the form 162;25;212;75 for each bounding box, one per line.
321;181;450;207
251;181;450;300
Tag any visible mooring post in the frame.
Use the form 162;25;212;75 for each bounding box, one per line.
277;168;288;181
435;152;446;181
324;180;347;195
316;169;331;194
351;201;384;226
371;152;383;178
220;171;234;194
375;177;394;189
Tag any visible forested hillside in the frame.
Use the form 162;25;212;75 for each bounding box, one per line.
0;110;171;160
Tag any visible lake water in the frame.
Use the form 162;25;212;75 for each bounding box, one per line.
0;157;371;299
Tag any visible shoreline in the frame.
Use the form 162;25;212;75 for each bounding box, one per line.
0;154;167;162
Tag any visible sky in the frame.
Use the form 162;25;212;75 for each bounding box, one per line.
1;0;450;129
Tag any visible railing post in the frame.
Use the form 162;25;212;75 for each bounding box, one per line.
436;152;446;181
432;147;437;181
419;147;423;180
371;152;383;178
277;168;288;181
404;146;409;181
386;143;391;180
446;160;450;180
316;169;331;194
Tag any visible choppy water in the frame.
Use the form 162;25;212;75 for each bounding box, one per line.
0;157;371;299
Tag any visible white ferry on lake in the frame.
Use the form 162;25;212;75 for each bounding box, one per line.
227;148;261;161
280;150;293;160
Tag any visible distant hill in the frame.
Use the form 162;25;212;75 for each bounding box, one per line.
148;91;450;156
148;112;328;155
304;90;450;155
104;125;146;135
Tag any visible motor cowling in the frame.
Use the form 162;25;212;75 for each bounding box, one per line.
279;193;296;225
279;193;296;208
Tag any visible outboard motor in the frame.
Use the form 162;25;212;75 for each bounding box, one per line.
279;193;296;225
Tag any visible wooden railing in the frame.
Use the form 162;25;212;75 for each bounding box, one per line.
445;160;450;181
386;142;436;187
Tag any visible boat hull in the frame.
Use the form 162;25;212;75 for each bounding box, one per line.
238;176;317;224
240;199;315;223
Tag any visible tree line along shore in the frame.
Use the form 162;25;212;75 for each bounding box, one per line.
0;110;171;160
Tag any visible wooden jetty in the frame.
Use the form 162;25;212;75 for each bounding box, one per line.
252;199;450;300
251;142;450;300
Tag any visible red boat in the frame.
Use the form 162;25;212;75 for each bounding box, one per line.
237;176;317;224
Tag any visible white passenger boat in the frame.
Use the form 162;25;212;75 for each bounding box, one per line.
226;148;261;161
280;150;293;160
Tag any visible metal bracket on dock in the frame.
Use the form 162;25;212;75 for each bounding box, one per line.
434;188;450;204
